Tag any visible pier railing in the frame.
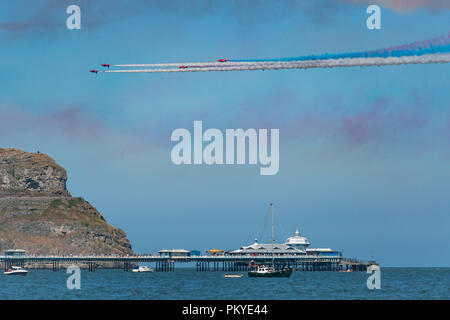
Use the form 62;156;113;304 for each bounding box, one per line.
0;254;342;262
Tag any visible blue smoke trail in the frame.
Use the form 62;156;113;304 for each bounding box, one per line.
230;33;450;62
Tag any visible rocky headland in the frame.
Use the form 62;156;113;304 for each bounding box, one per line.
0;148;133;256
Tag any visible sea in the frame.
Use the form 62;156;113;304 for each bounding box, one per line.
0;267;448;300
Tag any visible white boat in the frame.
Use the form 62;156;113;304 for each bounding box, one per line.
4;266;28;276
224;274;244;278
131;266;154;273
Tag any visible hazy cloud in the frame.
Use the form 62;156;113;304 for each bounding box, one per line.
0;104;162;156
0;0;351;38
339;98;428;145
39;107;103;140
335;0;450;12
0;105;103;140
233;90;438;148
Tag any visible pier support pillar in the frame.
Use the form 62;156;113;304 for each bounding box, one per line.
52;261;60;272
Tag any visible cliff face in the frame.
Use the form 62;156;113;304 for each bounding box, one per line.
0;148;133;255
0;149;70;197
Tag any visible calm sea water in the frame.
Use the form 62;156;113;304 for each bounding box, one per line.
0;267;448;300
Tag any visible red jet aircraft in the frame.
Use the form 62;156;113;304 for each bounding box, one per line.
179;65;188;69
217;58;227;62
101;64;110;68
89;70;98;73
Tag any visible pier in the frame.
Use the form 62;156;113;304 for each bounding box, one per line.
339;258;378;272
0;254;376;272
0;204;379;274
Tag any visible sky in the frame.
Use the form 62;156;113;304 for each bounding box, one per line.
0;0;449;267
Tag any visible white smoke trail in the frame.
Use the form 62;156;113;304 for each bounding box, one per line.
115;62;218;67
104;54;450;73
114;61;259;68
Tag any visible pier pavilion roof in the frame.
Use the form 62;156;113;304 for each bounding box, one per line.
229;239;305;255
158;249;190;254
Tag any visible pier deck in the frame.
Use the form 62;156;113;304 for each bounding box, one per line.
0;254;376;272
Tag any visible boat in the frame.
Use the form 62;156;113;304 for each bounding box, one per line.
4;266;28;276
224;274;244;278
131;266;154;273
248;264;292;277
247;203;293;278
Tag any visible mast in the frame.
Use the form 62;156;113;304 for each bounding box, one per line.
270;203;275;266
270;203;274;244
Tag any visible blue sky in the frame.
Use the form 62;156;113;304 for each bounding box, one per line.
0;1;449;266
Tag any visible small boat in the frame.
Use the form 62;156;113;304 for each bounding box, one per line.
340;269;354;273
131;266;154;273
248;264;293;278
224;274;244;278
4;266;28;276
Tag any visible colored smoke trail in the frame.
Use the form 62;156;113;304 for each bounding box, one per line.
104;54;450;73
229;33;450;63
